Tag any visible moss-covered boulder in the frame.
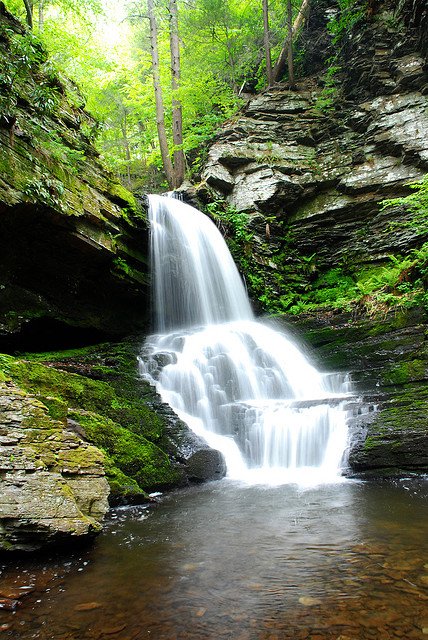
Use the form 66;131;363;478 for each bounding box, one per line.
0;339;226;522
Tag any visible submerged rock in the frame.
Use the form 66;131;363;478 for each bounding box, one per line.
185;449;227;483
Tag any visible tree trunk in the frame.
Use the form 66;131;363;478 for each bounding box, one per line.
22;0;33;29
262;0;273;86
38;0;44;32
120;110;132;188
272;0;310;82
169;0;185;188
286;0;295;87
148;0;174;189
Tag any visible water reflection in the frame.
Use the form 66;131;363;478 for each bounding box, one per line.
1;479;427;639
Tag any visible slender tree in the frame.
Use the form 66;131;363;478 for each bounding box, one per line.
147;0;175;188
286;0;295;87
169;0;185;188
22;0;33;28
272;0;310;83
262;0;273;86
38;0;45;32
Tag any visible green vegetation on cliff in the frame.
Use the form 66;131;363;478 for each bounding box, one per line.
0;341;184;502
208;177;428;319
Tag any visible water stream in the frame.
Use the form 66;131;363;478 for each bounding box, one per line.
1;196;427;639
1;480;427;639
140;194;352;483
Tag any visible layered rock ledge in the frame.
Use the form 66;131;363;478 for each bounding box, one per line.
0;4;150;345
287;307;428;477
0;377;109;551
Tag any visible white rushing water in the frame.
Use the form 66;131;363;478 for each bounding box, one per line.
140;194;351;485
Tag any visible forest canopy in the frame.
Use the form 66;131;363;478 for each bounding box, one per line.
2;0;344;188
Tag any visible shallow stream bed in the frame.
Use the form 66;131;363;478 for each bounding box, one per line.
1;478;427;639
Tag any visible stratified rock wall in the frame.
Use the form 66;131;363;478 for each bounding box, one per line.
198;0;428;476
0;378;110;551
0;4;150;342
202;3;427;273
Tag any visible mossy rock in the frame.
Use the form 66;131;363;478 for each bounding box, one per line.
69;408;183;494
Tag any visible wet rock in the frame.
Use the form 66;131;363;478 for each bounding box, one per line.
74;602;103;611
185;448;227;482
0;379;110;552
0;598;19;611
286;308;428;477
0;6;150;341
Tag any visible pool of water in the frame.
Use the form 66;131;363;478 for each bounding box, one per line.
1;478;427;639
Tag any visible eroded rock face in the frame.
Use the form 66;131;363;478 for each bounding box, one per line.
0;380;110;551
0;5;150;342
201;2;427;273
286;308;428;477
196;0;428;477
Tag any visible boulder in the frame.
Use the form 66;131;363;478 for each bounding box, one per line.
185;449;227;482
0;379;110;551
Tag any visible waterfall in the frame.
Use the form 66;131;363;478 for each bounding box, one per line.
140;194;351;485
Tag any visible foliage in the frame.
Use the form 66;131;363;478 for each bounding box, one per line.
22;174;65;209
315;0;367;113
276;245;428;316
314;61;341;112
326;0;367;45
2;0;309;187
211;185;428;317
380;174;428;237
0;27;47;121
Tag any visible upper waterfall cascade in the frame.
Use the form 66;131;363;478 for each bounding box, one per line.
140;194;352;484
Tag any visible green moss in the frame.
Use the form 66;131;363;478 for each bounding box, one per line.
104;462;148;503
0;341;184;496
0;354;116;414
37;395;68;420
383;360;426;385
112;257;149;286
107;182;138;211
364;436;379;450
69;409;182;491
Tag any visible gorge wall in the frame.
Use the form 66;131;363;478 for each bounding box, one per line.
0;4;225;552
193;0;427;477
0;0;427;551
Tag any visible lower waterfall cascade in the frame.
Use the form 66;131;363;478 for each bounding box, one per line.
140;194;353;484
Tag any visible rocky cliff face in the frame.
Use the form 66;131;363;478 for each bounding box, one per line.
0;4;150;346
196;0;427;476
0;5;225;552
202;4;427;278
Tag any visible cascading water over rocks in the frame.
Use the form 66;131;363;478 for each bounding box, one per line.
140;195;352;484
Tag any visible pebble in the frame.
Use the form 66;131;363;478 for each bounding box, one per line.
0;598;19;611
102;623;127;635
0;625;12;633
74;601;102;611
298;596;322;606
0;586;34;600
